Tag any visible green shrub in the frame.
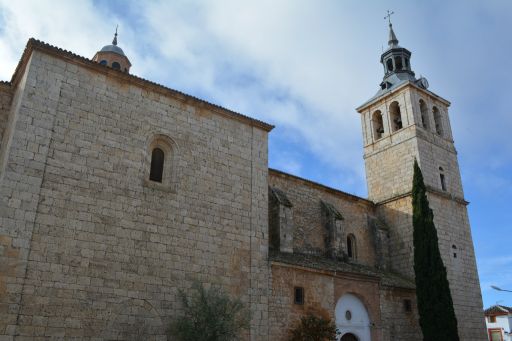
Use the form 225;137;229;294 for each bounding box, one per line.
168;282;250;341
288;313;338;341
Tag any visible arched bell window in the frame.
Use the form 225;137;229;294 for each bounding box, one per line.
419;99;429;130
389;101;403;132
433;106;443;136
149;148;165;182
372;110;384;140
112;61;121;70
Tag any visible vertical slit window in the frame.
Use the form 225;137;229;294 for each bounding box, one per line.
347;234;357;259
150;148;165;182
294;287;304;305
439;167;446;191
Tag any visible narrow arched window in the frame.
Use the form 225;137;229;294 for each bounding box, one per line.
419;99;429;129
112;61;121;70
433;106;443;136
389;101;402;132
150;148;165;182
372;110;384;140
394;56;403;70
386;59;394;72
439;166;446;191
347;234;357;259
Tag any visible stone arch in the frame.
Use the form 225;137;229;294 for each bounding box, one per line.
145;133;179;191
389;101;402;132
335;293;371;341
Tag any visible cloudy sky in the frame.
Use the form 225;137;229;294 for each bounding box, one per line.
0;0;511;308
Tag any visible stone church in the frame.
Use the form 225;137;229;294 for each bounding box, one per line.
0;22;486;341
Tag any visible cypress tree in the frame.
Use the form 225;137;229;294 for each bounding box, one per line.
412;160;459;341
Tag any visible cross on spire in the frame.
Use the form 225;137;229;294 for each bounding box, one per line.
384;10;394;25
112;25;118;46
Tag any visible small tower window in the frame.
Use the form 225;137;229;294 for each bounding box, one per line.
99;60;107;66
389;101;403;131
404;58;410;69
372;110;384;140
294;287;304;305
347;234;357;259
112;61;121;70
394;56;403;70
419;99;429;130
452;244;457;258
433;106;443;136
439;167;446;191
404;299;412;312
149;148;165;182
386;58;394;73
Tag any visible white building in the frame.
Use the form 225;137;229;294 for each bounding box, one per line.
485;305;512;341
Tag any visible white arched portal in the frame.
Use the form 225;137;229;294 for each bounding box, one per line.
335;294;371;341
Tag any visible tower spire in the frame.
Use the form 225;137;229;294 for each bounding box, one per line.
112;25;118;46
384;10;399;48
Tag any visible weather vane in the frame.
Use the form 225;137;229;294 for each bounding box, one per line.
384;10;394;25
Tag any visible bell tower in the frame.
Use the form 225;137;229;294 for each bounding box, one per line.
356;18;487;340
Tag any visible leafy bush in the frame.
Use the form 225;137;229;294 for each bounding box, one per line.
168;282;250;341
288;313;338;341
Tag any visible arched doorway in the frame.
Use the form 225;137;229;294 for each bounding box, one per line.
341;333;358;341
335;294;371;341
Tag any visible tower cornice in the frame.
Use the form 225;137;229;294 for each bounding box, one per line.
356;80;450;113
373;187;469;207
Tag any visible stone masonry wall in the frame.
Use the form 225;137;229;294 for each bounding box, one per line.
0;84;12;145
379;288;421;341
427;194;487;341
269;170;377;266
0;49;270;340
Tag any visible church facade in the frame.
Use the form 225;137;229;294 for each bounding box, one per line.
0;24;485;341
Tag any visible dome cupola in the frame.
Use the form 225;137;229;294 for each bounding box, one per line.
379;12;416;90
92;27;132;73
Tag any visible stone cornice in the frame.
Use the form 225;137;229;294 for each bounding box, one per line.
375;186;469;206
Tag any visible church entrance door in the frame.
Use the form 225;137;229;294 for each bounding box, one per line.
341;333;358;341
335;293;371;341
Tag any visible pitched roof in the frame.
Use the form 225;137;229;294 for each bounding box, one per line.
484;305;512;315
7;38;274;132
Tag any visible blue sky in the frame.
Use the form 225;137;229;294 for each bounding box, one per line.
0;0;511;308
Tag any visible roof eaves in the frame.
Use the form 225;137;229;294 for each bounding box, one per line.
10;38;274;132
269;168;374;205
